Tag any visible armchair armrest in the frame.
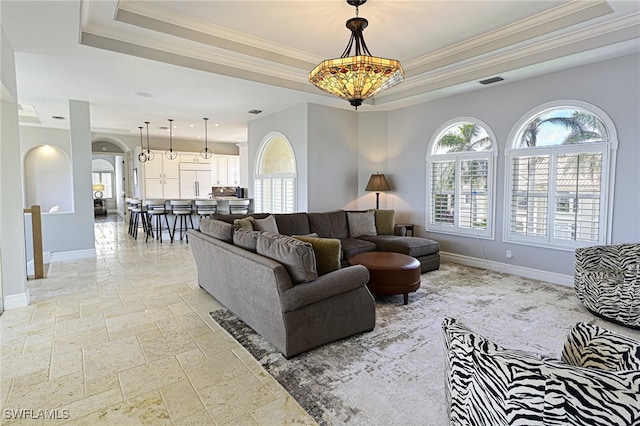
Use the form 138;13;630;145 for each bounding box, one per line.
280;265;369;312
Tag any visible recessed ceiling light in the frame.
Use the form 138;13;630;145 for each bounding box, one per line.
214;123;219;127
159;126;169;130
52;115;65;120
248;109;262;115
134;92;153;98
189;124;194;128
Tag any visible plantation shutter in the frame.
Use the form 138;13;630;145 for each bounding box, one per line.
430;160;455;226
510;155;549;238
458;159;488;230
553;152;602;242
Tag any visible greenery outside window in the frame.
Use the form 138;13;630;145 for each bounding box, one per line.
254;133;296;214
504;101;617;249
426;119;497;238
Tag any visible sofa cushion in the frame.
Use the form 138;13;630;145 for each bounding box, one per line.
371;209;395;235
257;233;318;284
233;229;263;252
233;216;255;231
254;215;279;233
347;211;377;238
361;235;440;257
308;211;349;239
213;213;269;224
274;213;311;236
341;238;377;260
199;218;235;243
293;236;341;276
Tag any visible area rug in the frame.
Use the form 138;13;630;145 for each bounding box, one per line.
210;262;640;426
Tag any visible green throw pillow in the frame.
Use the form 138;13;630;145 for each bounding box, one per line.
234;216;255;230
293;236;341;276
371;209;395;235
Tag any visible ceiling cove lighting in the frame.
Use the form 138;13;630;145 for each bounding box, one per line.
309;0;404;110
201;118;213;159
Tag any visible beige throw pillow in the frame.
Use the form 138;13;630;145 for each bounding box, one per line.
347;211;377;238
256;233;317;284
293;236;341;276
253;215;279;234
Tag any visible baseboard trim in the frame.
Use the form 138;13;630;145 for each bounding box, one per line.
50;248;96;263
26;252;52;275
4;291;31;309
440;252;573;287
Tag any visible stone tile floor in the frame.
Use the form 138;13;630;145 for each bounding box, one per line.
0;218;316;425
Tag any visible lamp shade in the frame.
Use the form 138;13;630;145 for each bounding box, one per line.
365;174;390;192
92;184;105;192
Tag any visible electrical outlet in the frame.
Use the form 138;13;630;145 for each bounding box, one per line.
506;250;512;259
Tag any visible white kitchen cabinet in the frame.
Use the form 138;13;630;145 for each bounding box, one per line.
180;163;212;199
142;151;180;198
212;155;240;186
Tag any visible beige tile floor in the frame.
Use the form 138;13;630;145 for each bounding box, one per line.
1;218;316;425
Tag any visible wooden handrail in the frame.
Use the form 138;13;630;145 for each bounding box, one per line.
23;205;44;279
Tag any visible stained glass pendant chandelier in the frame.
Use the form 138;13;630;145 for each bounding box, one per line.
309;0;404;109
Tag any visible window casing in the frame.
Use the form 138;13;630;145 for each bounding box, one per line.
253;134;297;214
92;172;114;199
504;101;616;249
426;119;497;238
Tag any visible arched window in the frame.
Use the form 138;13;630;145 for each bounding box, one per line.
505;101;617;248
426;119;497;238
253;133;296;213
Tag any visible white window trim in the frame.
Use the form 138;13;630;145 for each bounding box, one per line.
503;100;618;250
426;117;498;239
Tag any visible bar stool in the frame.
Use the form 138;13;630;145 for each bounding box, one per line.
228;199;250;215
144;199;172;243
126;198;146;239
170;200;194;243
195;200;218;219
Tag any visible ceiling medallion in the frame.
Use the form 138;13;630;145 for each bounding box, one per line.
309;0;404;109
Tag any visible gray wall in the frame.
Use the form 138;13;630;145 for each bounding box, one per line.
386;53;640;276
1;24;28;306
248;104;309;210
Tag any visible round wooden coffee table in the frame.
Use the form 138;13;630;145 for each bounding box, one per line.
348;252;421;305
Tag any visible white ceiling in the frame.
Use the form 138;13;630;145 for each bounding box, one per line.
2;0;639;143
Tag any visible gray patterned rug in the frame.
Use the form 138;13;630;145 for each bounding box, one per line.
210;262;640;426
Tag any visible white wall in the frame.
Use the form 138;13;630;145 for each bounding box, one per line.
1;25;29;308
386;53;640;276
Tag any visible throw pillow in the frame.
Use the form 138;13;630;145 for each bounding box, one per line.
233;216;255;231
370;209;395;235
254;215;279;233
256;233;317;284
199;218;235;243
293;236;341;276
233;229;263;252
347;211;377;238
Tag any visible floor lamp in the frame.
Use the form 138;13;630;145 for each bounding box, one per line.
365;173;390;209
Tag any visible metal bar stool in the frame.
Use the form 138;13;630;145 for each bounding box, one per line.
170;200;194;243
144;199;172;243
195;200;218;219
126;198;147;239
228;199;250;215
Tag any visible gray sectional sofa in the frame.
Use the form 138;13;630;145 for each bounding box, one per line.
213;209;440;273
188;209;439;357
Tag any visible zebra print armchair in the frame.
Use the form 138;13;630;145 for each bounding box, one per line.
575;243;640;329
443;318;640;426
